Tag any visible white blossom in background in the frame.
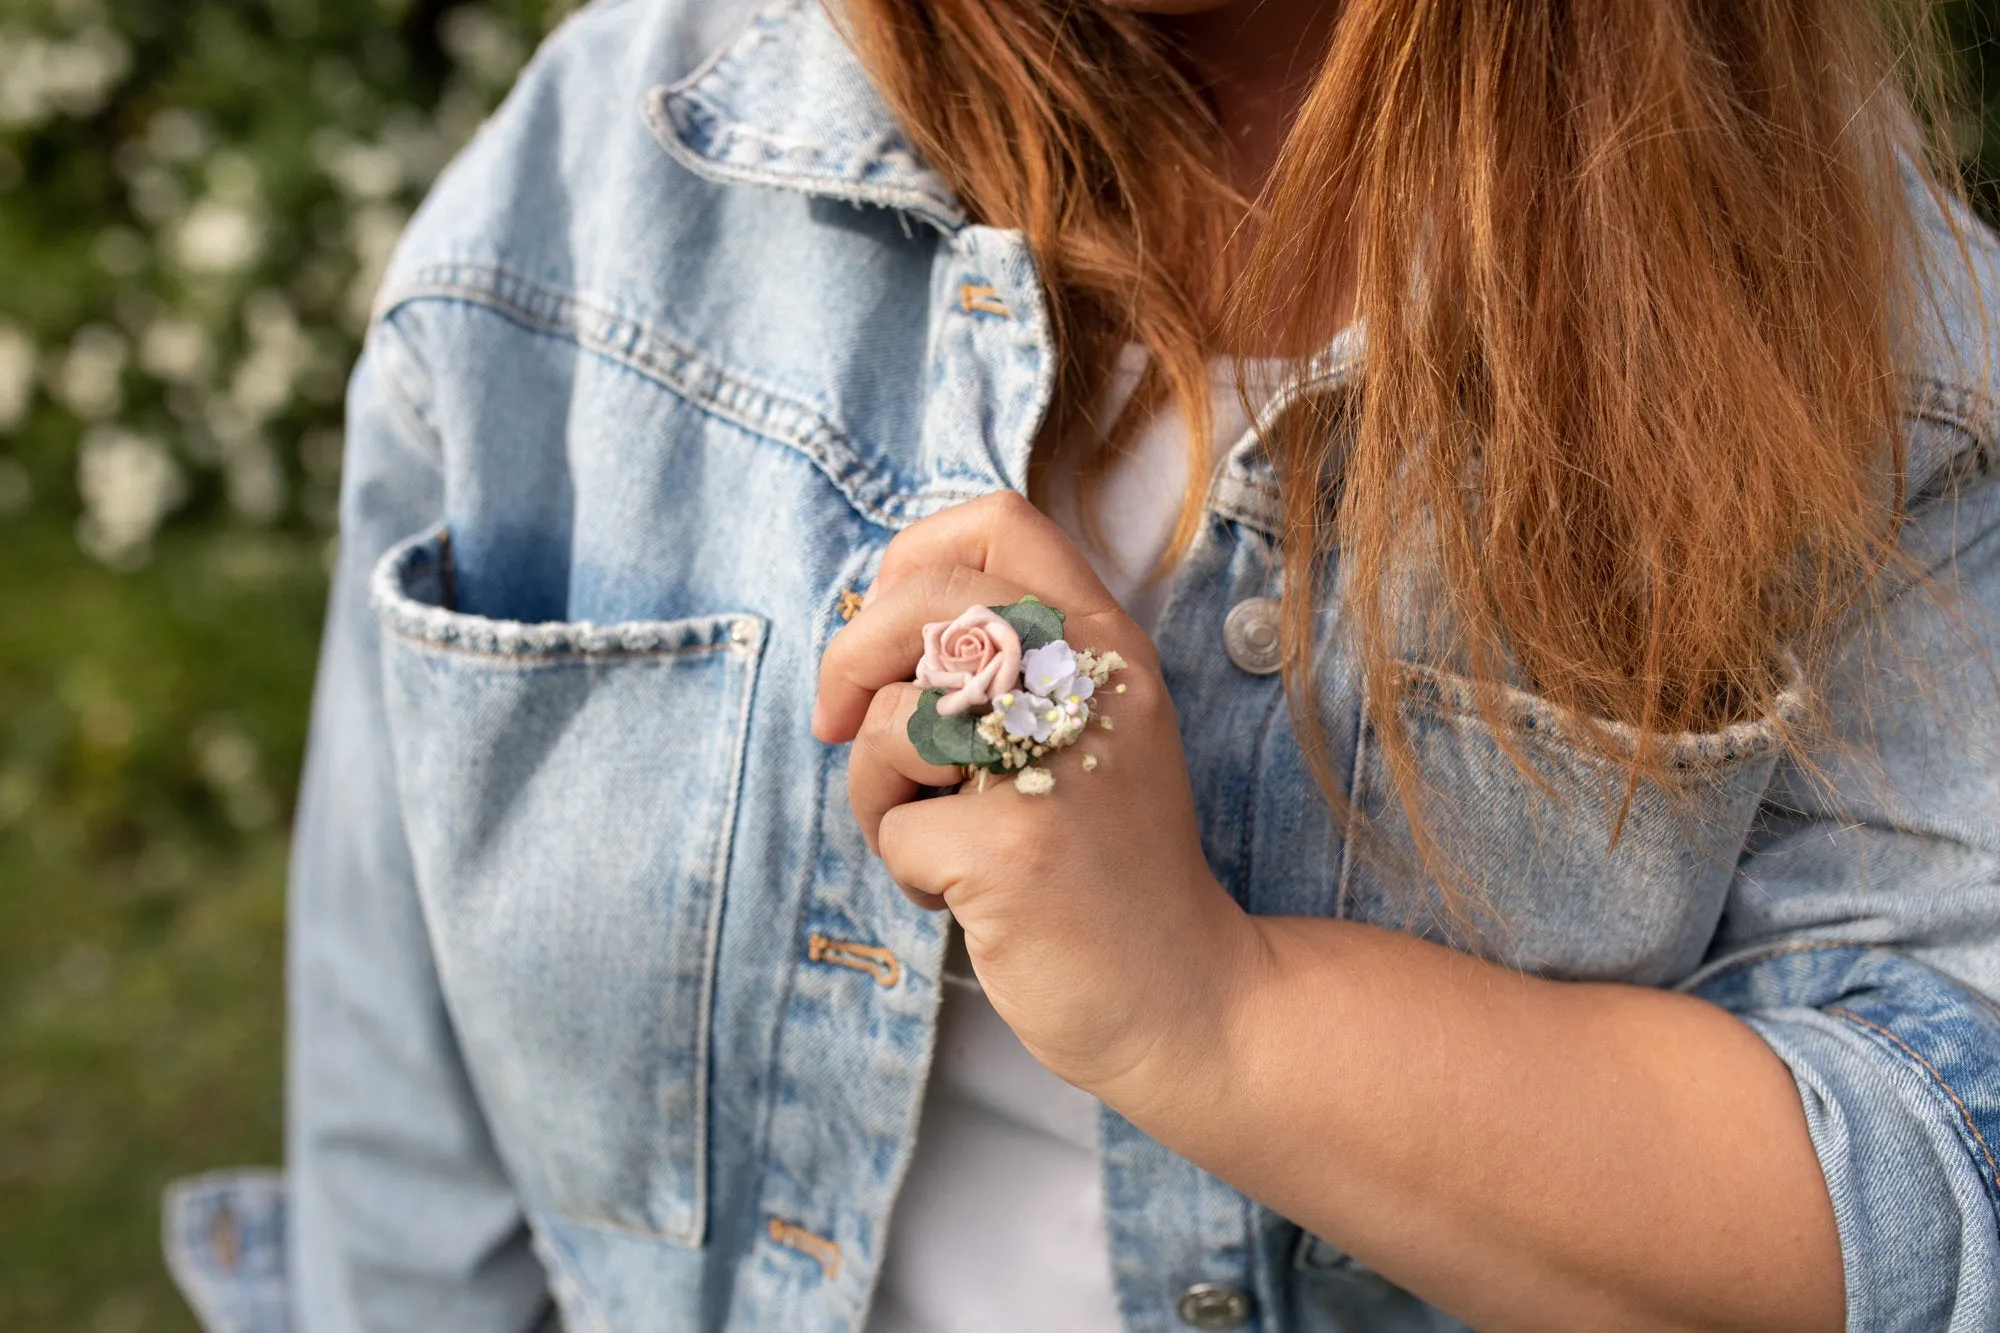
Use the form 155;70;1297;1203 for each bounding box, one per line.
0;322;38;433
204;149;261;203
231;290;310;425
379;109;456;189
192;719;277;831
75;426;186;568
166;149;267;275
344;202;410;332
51;324;128;421
202;389;288;527
313;129;405;202
145;107;213;163
0;24;132;129
441;7;527;89
224;436;286;525
124;161;187;225
171;198;265;275
139;315;212;385
219;290;311;523
0;1;591;563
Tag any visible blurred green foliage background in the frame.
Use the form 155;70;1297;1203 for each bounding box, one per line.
1;0;1998;1328
1;2;572;1327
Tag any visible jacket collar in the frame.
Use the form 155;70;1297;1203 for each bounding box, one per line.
646;0;967;232
639;0;1344;537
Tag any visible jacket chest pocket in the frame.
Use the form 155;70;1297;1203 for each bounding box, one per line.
1270;660;1797;1306
1336;663;1797;984
371;527;764;1246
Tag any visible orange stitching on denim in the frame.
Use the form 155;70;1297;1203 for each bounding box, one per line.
1827;1007;2000;1192
836;589;865;622
210;1205;240;1273
960;283;1009;317
808;933;902;988
768;1216;842;1279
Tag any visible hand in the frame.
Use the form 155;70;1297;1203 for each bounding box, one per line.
813;492;1261;1106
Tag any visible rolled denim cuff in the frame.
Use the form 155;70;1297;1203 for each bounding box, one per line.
1691;945;2000;1332
164;1170;291;1333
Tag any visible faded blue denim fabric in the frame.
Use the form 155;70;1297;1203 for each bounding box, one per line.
162;1;2000;1330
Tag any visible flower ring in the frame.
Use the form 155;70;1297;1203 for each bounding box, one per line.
907;596;1127;794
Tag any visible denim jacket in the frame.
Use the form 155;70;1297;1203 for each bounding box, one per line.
162;1;2000;1330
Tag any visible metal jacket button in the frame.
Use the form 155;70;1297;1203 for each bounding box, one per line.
1222;596;1283;675
1177;1282;1254;1328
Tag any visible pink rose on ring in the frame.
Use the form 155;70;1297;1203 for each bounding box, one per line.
914;605;1022;715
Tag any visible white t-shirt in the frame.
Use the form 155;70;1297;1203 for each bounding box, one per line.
865;352;1261;1332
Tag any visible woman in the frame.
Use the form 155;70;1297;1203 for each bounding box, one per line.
165;0;2000;1330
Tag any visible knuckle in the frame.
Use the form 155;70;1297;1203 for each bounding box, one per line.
942;563;988;603
877;808;923;872
847;730;886;784
862;683;909;734
821;620;868;676
1123;681;1173;732
1089;668;1162;735
876;530;923;578
844;760;876;813
982;489;1033;519
920;562;960;602
1119;670;1164;714
982;800;1040;851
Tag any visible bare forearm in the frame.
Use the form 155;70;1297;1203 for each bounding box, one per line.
1108;916;1844;1333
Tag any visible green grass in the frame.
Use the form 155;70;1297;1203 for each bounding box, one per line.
0;514;323;1331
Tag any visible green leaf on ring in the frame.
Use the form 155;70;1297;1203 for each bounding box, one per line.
908;688;999;768
992;596;1065;652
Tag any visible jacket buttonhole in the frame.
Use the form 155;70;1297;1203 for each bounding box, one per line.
806;932;902;988
767;1216;842;1279
959;283;1009;318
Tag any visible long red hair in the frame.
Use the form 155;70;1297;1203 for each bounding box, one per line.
841;0;1973;912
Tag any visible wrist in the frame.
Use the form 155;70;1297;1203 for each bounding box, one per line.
1088;887;1276;1133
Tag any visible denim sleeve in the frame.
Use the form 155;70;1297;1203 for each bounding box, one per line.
163;316;557;1333
1690;425;2000;1333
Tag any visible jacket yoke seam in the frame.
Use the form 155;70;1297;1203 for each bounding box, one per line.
375;262;986;530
